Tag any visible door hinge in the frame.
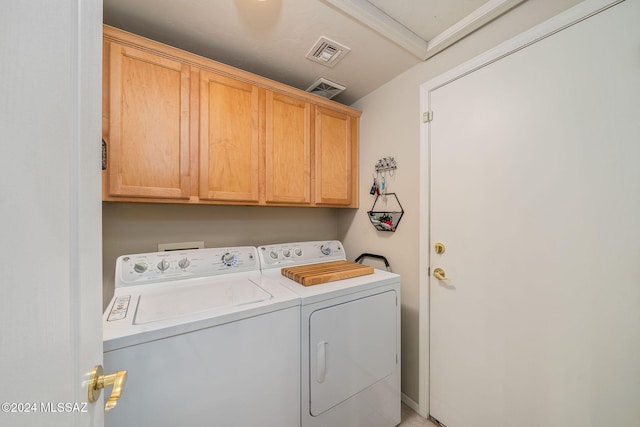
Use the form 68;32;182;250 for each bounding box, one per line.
102;139;107;170
423;111;433;123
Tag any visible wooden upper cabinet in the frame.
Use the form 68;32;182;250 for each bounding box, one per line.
199;71;260;203
102;26;360;207
105;41;191;199
265;91;312;204
314;107;358;206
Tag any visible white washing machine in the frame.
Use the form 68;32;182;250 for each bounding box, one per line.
103;246;300;427
258;241;401;427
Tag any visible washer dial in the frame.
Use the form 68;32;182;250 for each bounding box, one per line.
178;257;190;269
222;252;238;267
133;261;148;273
157;259;170;272
320;244;332;256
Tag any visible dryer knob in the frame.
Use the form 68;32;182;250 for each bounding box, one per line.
320;244;332;256
157;259;170;272
283;249;291;258
294;248;303;257
269;250;279;260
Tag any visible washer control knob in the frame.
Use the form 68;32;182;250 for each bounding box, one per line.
320;244;332;256
269;250;279;260
157;259;170;272
178;257;190;269
294;248;303;257
283;249;291;258
222;252;237;267
133;261;148;274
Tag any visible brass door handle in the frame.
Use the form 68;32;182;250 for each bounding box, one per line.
433;268;450;281
88;365;128;412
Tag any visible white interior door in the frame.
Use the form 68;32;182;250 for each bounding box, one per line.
428;2;640;426
0;1;104;426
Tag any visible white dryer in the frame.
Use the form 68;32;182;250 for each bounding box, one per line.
103;246;300;427
258;241;401;427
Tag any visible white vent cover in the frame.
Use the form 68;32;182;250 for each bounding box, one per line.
305;36;351;67
306;78;346;99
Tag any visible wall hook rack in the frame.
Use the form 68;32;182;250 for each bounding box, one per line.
375;157;397;174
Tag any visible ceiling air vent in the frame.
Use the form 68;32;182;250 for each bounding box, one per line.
305;36;351;67
306;78;346;100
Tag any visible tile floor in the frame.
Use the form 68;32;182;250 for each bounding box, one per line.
398;402;438;426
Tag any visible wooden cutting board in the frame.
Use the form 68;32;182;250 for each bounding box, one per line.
281;261;374;286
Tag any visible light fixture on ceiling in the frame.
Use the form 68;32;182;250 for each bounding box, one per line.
305;36;351;68
306;78;346;99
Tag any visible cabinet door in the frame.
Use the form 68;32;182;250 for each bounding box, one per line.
106;42;191;199
265;92;311;204
314;107;357;206
200;71;260;202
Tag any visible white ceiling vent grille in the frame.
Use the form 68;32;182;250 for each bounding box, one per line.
306;78;346;100
305;36;351;67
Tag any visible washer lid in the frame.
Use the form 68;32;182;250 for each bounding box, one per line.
134;279;272;325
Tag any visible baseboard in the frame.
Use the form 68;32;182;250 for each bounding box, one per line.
401;393;421;414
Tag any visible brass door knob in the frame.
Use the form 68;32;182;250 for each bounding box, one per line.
88;365;128;412
433;268;449;281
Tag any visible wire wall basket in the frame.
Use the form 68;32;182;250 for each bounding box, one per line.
367;192;404;232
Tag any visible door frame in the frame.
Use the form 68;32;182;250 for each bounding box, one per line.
417;0;623;417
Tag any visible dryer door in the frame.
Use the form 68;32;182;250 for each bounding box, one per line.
309;290;397;416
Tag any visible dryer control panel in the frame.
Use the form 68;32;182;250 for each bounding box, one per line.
258;240;345;269
116;246;259;287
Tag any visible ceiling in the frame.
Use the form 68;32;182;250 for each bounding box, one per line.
103;0;523;104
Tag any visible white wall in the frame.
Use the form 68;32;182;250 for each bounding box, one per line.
103;203;339;308
338;0;582;407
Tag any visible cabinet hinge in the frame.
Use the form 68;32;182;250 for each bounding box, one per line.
423;111;433;123
102;139;107;170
